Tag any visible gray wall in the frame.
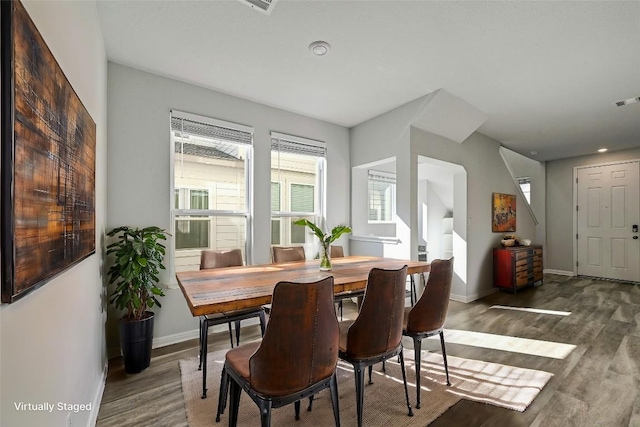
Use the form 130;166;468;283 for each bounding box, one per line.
500;147;546;247
0;1;108;426
546;147;640;272
411;128;537;301
107;64;350;355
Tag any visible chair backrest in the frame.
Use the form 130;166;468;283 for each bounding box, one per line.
249;277;339;396
200;249;243;270
345;266;408;358
330;245;344;258
272;246;306;263
406;258;454;333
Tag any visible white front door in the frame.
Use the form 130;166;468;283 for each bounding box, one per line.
577;161;640;282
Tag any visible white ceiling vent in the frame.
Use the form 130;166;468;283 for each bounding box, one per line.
614;96;640;107
237;0;278;15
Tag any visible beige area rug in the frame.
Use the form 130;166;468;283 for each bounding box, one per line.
180;349;552;427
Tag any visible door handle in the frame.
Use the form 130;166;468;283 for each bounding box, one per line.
634;236;639;240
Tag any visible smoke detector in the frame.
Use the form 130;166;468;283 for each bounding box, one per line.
237;0;278;15
614;96;640;107
309;41;331;56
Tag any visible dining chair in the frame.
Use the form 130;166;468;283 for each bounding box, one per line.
198;249;267;399
338;265;413;427
330;245;344;258
219;276;341;427
402;257;454;409
271;245;306;263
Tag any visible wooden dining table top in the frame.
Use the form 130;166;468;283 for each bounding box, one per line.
176;256;430;316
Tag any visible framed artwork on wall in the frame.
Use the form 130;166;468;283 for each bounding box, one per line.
1;0;96;303
492;193;516;232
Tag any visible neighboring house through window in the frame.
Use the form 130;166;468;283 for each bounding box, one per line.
171;111;253;271
270;132;326;254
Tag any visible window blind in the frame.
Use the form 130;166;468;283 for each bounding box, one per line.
290;184;314;212
270;132;326;157
171;112;253;145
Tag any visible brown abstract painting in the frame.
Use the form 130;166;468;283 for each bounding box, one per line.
492;193;516;233
1;0;96;303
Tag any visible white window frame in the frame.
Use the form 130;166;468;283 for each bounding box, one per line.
270;131;326;248
368;170;396;224
517;176;531;204
170;110;254;264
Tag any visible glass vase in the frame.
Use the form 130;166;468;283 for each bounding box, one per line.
319;243;332;271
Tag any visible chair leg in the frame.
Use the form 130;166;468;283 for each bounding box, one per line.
409;275;416;306
368;365;373;385
202;321;209;399
354;366;365;427
294;400;301;420
339;300;343;320
307;395;314;411
258;400;272;427
382;360;386;373
329;373;341;427
413;338;422;409
439;331;451;386
234;320;241;346
398;351;414;417
216;366;228;422
258;311;267;337
228;375;242;427
227;322;234;348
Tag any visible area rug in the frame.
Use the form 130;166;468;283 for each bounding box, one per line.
179;349;552;427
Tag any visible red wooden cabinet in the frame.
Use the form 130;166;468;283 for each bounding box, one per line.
493;245;543;292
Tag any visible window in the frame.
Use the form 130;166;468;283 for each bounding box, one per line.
171;111;253;271
270;132;325;250
517;177;531;204
368;170;396;222
174;188;210;249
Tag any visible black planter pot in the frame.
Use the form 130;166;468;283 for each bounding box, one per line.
119;312;154;374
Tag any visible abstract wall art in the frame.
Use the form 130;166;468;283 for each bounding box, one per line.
1;0;96;303
492;192;516;233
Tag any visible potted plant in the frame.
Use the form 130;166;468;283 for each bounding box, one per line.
106;226;169;373
293;219;351;271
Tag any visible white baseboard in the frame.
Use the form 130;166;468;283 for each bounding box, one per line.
152;328;200;349
450;287;497;303
544;269;575;276
88;360;108;426
152;317;263;349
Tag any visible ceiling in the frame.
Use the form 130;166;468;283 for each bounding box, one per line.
97;1;640;161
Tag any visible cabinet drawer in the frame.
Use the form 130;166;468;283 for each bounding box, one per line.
515;251;530;260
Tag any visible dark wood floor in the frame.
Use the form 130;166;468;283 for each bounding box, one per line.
97;274;640;427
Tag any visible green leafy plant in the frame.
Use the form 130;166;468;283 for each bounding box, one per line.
106;226;169;321
293;219;352;247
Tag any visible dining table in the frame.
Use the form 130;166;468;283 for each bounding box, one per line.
176;255;431;317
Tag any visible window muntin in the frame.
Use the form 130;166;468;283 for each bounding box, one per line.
171;111;253;271
368;170;396;222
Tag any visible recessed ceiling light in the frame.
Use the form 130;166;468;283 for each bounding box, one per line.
530;151;537;156
598;148;608;153
309;41;330;56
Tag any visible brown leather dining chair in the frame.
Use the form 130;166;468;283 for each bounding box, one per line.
219;276;341;427
338;266;413;427
271;245;306;263
402;257;454;409
330;245;344;258
198;249;266;399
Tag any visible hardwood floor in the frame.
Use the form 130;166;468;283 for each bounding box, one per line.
96;274;640;426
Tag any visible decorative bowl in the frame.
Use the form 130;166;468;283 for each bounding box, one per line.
501;239;516;247
520;239;532;246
